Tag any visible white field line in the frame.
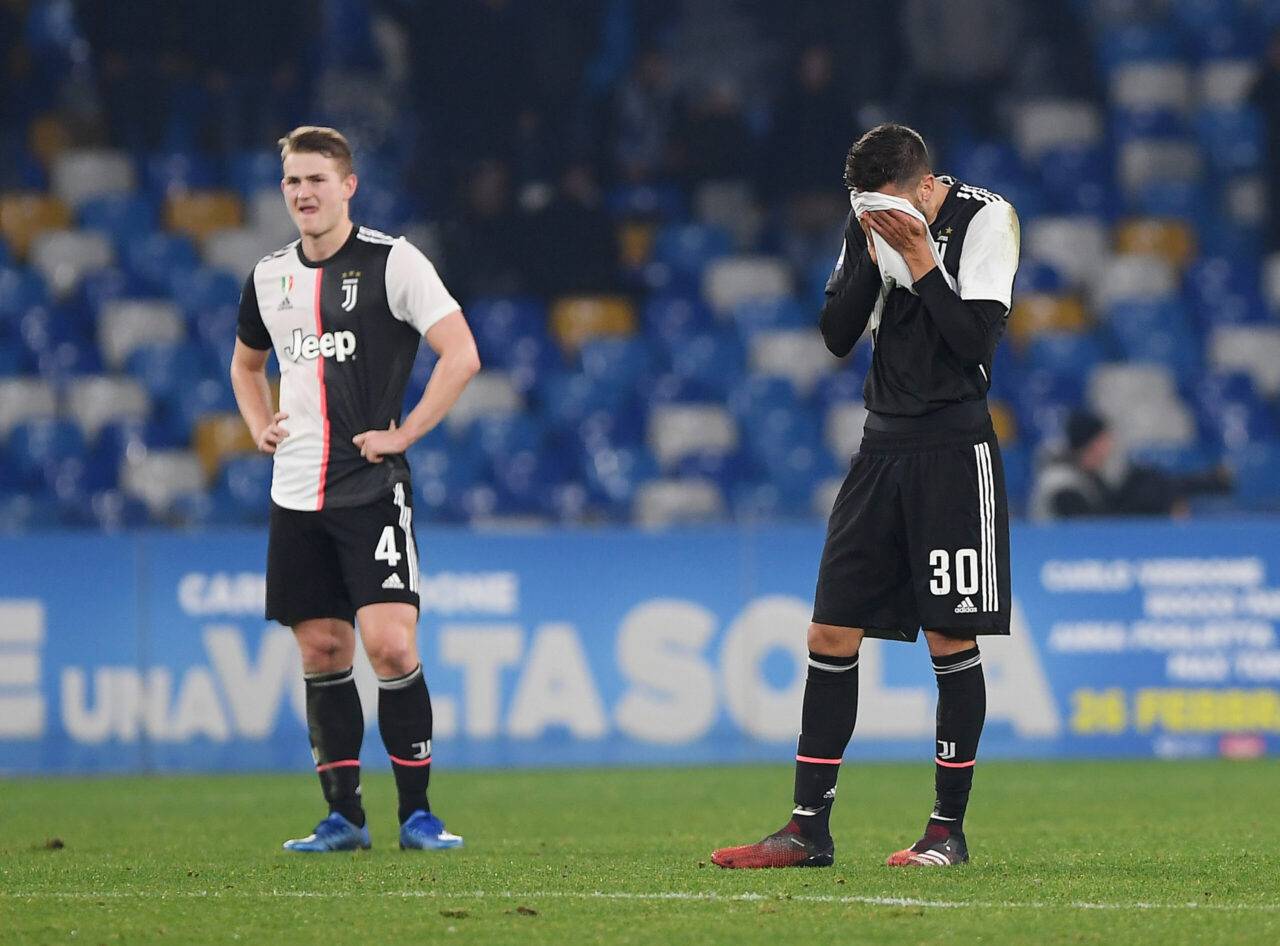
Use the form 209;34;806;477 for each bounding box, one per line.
2;889;1278;913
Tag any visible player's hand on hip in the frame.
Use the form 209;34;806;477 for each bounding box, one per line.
353;419;407;464
256;412;289;454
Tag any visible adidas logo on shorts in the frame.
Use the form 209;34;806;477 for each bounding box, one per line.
382;573;405;590
953;596;977;614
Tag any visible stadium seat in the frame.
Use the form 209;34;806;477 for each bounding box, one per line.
125;341;208;400
245;188;299;247
78;194;157;244
694;181;763;250
1024;217;1109;287
143;151;219;199
6;419;86;489
0;378;56;439
121;233;199;293
0;265;49;324
605;183;686;221
703;255;792;315
29;230;113;297
120;448;206;517
192;412;256;478
1209;325;1280;395
66;376;151;438
1023;331;1108;378
1114;218;1196;267
824;400;867;461
50;149;136;209
1195;107;1264;173
749;329;839;394
729;296;810;337
203;228;273;277
651;223;733;284
1229;442;1280;509
582;445;659;512
1198;59;1259;107
647;403;738;468
633;477;726;527
1093;254;1178;307
642;294;715;349
549;296;636;352
0;194;70;258
1117;140;1202;195
214;454;274;522
1111;62;1193;113
444;370;522;430
1088;363;1198;447
1008;294;1089;347
98;300;185;369
1036;146;1114;217
467;413;547;462
164;191;244;241
617;220;657;269
228;151;284;197
579;336;657;390
171;266;241;321
1011;99;1104;159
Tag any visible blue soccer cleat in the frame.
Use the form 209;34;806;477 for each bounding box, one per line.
399;810;464;850
282;812;371;852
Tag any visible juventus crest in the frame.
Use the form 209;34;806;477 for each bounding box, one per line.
340;271;361;312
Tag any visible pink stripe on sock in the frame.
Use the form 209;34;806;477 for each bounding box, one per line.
315;759;360;772
389;754;432;767
935;758;976;768
795;754;843;765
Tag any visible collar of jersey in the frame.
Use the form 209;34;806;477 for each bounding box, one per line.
295;222;360;268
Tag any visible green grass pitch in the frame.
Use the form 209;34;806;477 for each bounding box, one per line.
3;760;1277;945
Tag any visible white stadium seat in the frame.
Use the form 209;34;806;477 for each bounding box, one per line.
65;376;151;438
1024;217;1108;288
246;188;299;247
749;329;840;394
1210;326;1280;396
1225;176;1266;228
1110;62;1192;113
29;230;113;298
824;400;868;461
647;403;738;468
1264;253;1280;315
121;449;206;516
1093;254;1178;308
694;181;763;250
443;371;522;430
203;227;274;276
633;477;726;527
1118;140;1202;195
50;148;136;209
1198;60;1259;108
0;379;57;438
98;300;185;369
1012;99;1103;159
702;255;791;314
1087;363;1196;448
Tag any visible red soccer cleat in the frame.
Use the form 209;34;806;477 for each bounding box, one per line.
710;820;834;869
885;823;969;867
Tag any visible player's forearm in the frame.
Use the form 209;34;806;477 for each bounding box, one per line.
913;268;1002;365
819;249;880;357
398;349;481;445
229;364;275;441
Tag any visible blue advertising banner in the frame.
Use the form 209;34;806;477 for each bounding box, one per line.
1;521;1277;775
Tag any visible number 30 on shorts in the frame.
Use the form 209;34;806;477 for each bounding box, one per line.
374;526;402;567
928;548;979;596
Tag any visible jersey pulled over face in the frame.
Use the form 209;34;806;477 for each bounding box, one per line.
237;225;459;511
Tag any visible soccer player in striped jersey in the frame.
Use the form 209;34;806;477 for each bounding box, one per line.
230;126;480;852
711;123;1020;869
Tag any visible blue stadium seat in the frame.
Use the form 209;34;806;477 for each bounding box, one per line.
1229;442;1280;508
1000;443;1032;513
652;224;733;283
215;454;274;521
582;444;659;513
726;375;801;423
0;494;68;533
1130;443;1219;476
605;183;686;220
77;267;147;314
539;371;635;433
467;413;547;462
813;368;865;409
0;267;49;327
948;141;1026;186
466;297;551;372
227;151;283;196
668;329;745;397
493;446;580;516
1017;260;1068;294
122;233;200;294
729;296;810;337
6;419;86;489
78;194;158;244
578;336;657;390
1132;179;1208;219
125;342;210;400
1110;108;1190;143
1097;25;1184;71
674;450;752;493
1023;331;1109;377
1117;327;1204;381
1183;256;1259;310
0;342;29;376
1195;107;1264;173
36;336;103;381
143;151;220;200
170;266;241;321
642;294;714;349
1036;146;1115;217
174;377;237;435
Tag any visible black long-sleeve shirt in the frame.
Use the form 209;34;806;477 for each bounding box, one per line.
820;177;1019;423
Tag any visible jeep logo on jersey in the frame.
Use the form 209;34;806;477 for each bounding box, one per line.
341;271;360;312
284;328;357;362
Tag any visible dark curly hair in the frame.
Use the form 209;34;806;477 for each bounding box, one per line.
843;123;930;191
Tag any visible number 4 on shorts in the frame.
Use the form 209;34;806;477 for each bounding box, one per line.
375;526;402;567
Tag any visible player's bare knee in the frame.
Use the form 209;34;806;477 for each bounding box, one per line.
924;630;977;657
293;620;353;672
807;623;863;657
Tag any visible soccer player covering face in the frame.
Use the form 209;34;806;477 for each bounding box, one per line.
712;124;1019;869
230;127;481;852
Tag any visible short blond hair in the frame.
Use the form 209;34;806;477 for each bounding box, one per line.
278;126;354;177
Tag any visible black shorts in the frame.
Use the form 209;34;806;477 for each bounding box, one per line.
266;483;420;626
813;421;1010;642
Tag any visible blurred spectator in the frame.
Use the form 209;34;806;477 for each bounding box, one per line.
528;162;619;297
676;78;757;186
1250;30;1280;252
766;44;852;198
611;46;682;183
440;158;530;302
1030;411;1232;520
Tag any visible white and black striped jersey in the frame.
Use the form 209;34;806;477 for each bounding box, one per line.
237;224;460;511
823;176;1020;419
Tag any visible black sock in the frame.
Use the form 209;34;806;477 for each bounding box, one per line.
378;664;434;824
792;651;859;842
931;646;986;833
304;667;365;827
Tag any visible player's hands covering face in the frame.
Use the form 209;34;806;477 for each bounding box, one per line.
353;418;408;464
863;209;929;256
